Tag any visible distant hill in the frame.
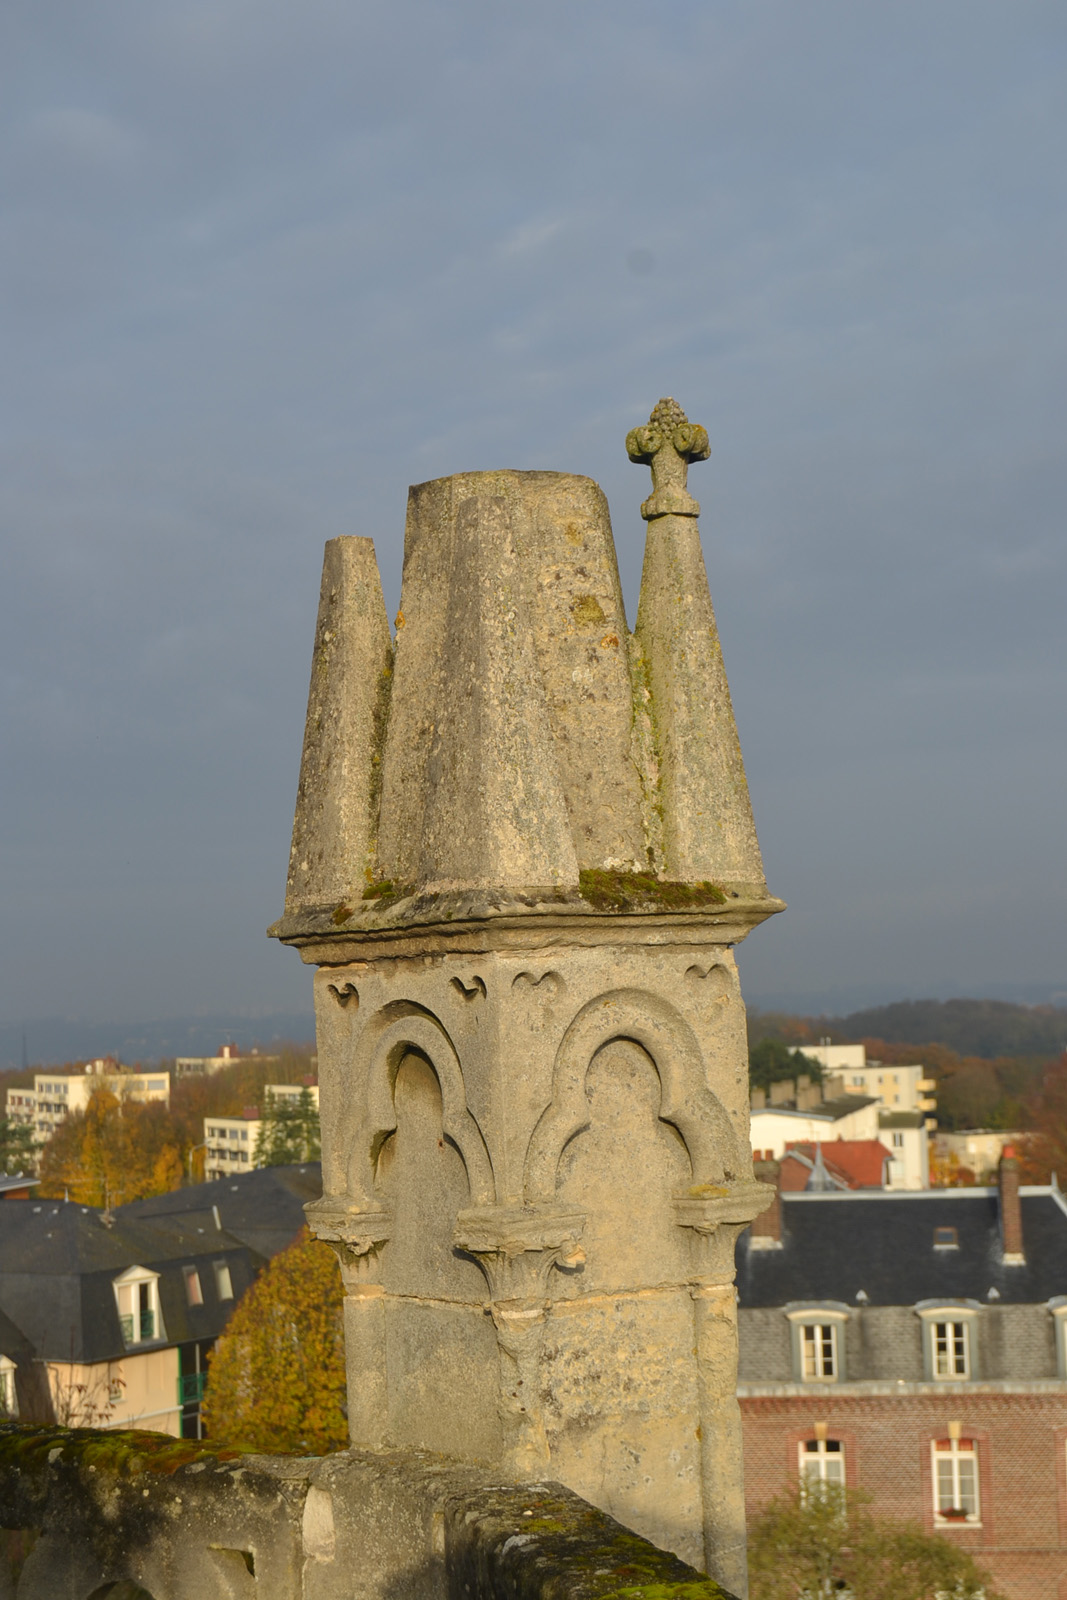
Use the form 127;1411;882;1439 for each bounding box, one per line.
830;999;1067;1061
749;998;1067;1063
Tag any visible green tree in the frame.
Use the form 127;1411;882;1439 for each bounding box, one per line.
201;1228;346;1454
749;1038;823;1094
254;1088;321;1167
748;1484;1002;1600
0;1117;36;1176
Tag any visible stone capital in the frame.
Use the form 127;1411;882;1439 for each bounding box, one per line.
305;1196;392;1286
674;1177;775;1285
453;1204;586;1304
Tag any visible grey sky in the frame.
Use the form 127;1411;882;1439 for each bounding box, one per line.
2;1;1065;1032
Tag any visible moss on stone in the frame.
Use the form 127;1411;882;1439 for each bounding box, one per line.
0;1423;240;1479
578;869;726;913
606;1584;731;1600
361;878;412;910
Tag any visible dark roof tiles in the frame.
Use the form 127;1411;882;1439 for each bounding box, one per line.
737;1188;1067;1308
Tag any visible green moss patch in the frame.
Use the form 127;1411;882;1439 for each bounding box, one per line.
361;878;412;911
0;1423;241;1480
578;870;726;913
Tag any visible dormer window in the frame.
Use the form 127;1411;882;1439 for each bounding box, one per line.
916;1303;978;1381
786;1305;850;1383
113;1267;163;1345
933;1227;958;1250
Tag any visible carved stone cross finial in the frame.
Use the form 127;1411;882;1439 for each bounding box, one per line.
626;397;710;521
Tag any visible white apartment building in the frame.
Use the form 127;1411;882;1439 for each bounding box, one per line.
793;1043;937;1122
6;1063;171;1148
174;1044;279;1077
263;1083;319;1112
203;1115;261;1179
750;1095;881;1158
878;1111;930;1190
203;1085;318;1180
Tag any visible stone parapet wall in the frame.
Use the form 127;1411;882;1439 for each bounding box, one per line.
0;1424;738;1600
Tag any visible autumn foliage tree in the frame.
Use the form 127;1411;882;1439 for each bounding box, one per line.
201;1228;346;1455
748;1483;1002;1600
38;1089;183;1205
1016;1052;1067;1183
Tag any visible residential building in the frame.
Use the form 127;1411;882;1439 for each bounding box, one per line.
174;1043;278;1077
263;1082;319;1112
6;1063;170;1150
204;1112;262;1180
775;1139;893;1191
753;1069;929;1189
935;1129;1023;1183
737;1149;1067;1600
750;1086;881;1153
0;1164;321;1438
0;1175;39;1201
203;1085;319;1181
794;1041;938;1122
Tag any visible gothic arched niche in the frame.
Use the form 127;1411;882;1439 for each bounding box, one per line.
374;1050;486;1300
553;1038;692;1294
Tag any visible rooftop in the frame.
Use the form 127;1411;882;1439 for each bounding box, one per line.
737;1186;1067;1308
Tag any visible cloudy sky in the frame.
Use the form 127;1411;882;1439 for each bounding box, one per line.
2;0;1065;1038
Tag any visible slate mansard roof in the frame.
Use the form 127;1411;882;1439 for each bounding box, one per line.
119;1162;321;1260
0;1163;322;1366
736;1186;1067;1309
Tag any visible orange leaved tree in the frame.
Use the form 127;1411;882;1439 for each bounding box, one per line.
201;1228;347;1454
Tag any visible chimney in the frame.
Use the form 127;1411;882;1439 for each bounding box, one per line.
750;1155;783;1249
999;1145;1025;1265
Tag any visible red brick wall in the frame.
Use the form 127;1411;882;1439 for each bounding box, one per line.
741;1392;1067;1600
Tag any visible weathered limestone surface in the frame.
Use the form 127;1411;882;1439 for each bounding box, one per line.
271;401;781;1598
286;537;393;913
0;1424;737;1600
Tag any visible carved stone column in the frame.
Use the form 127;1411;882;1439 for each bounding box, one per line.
675;1184;771;1597
272;407;781;1583
307;1197;391;1449
454;1205;585;1476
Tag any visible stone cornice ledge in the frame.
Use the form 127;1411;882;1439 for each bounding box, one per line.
270;888;785;963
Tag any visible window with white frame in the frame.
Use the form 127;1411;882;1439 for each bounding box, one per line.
799;1438;845;1490
214;1259;234;1301
184;1266;204;1307
932;1438;980;1523
933;1321;969;1378
0;1356;16;1417
1050;1302;1067;1377
113;1267;163;1345
917;1305;977;1381
801;1323;837;1380
787;1307;849;1382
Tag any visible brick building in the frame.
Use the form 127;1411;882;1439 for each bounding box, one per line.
737;1150;1067;1599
